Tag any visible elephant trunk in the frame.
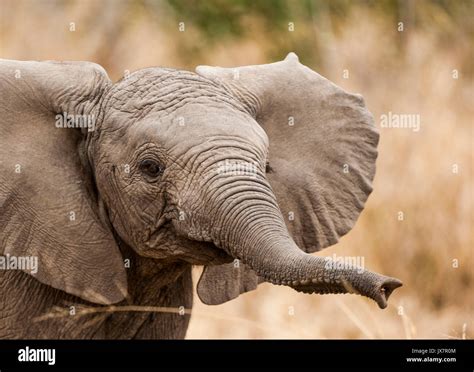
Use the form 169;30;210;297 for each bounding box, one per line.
219;205;401;309
174;167;402;308
200;176;402;309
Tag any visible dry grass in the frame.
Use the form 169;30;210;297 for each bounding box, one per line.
1;1;472;339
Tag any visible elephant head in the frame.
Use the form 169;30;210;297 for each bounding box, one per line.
0;53;401;309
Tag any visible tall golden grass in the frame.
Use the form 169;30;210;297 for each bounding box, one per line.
1;0;472;339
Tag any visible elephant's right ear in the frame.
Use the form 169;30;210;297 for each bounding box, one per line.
197;53;378;252
0;60;127;305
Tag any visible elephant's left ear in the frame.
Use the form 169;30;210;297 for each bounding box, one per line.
196;53;378;304
0;59;127;305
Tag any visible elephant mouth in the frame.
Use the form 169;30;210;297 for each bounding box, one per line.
143;222;233;265
191;240;234;265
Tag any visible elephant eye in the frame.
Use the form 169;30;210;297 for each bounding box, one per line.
139;159;163;179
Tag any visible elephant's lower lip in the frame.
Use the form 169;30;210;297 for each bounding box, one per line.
145;227;167;248
144;223;233;264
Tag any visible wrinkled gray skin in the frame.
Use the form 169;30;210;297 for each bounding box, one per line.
0;55;402;339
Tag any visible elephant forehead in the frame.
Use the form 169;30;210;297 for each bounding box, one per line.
142;105;269;149
104;68;247;118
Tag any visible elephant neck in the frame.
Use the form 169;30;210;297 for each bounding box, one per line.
117;239;191;294
110;241;194;338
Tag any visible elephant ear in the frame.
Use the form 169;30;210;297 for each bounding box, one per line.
196;52;378;305
0;59;127;304
197;262;264;305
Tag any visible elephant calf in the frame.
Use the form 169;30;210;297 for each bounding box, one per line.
0;53;401;339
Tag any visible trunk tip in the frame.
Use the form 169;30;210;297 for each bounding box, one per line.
375;277;403;309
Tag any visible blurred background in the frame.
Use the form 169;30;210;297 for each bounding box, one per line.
1;0;472;339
